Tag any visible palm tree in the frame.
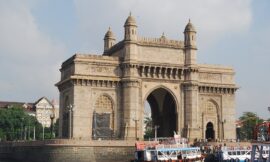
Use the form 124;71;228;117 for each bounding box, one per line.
144;116;153;139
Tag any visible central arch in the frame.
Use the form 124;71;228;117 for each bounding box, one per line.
144;87;177;138
205;122;215;140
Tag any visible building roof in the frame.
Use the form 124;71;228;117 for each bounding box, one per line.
0;101;34;111
184;19;196;32
33;96;54;107
104;27;115;40
124;13;137;27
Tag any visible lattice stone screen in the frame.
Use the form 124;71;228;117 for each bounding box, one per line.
92;95;114;139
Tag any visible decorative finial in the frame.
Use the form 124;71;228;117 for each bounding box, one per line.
161;32;166;39
129;12;132;16
189;19;191;23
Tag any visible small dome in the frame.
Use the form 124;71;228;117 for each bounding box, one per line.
184;19;196;32
104;27;115;39
124;13;137;26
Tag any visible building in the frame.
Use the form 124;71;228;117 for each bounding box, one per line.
34;97;59;127
56;14;237;140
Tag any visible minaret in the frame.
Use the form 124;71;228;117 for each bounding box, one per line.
123;13;138;61
124;13;137;41
183;20;199;140
103;27;116;53
122;13;140;140
184;19;197;65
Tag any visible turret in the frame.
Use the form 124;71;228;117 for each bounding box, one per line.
184;20;197;65
124;13;137;41
104;27;116;53
184;19;196;48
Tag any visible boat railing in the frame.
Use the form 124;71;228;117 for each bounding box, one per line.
155;143;189;149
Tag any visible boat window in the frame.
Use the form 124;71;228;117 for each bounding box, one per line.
237;151;240;155
228;152;232;155
233;151;236;155
247;152;251;155
241;151;245;154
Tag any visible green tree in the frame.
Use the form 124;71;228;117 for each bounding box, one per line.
144;116;153;139
238;112;264;140
0;106;43;141
53;118;59;138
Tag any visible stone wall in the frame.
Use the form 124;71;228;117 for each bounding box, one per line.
0;140;135;162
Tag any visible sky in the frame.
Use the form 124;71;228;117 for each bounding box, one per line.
0;0;269;119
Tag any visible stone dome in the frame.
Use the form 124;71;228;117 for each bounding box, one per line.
184;19;196;32
124;13;137;26
104;27;115;39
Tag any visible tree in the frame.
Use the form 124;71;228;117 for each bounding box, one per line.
0;106;43;141
53;118;59;138
238;112;264;140
144;116;153;139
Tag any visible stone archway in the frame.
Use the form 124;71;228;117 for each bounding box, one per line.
145;88;177;138
205;122;215;140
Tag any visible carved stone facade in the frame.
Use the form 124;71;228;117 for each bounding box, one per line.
56;15;237;141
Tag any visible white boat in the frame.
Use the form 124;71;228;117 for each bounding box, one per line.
134;136;203;161
216;145;270;161
216;146;252;161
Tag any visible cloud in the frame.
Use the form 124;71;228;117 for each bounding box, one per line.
74;0;252;53
0;1;66;102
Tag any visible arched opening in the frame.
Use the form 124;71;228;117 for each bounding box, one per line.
205;122;215;140
144;88;177;139
92;95;114;139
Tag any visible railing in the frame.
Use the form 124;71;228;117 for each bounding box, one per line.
137;37;184;48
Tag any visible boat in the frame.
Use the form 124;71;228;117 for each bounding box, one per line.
134;135;203;162
216;146;252;161
250;142;270;162
216;145;270;161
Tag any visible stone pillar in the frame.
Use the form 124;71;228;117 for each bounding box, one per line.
222;92;236;140
121;79;141;140
183;83;200;140
72;84;92;140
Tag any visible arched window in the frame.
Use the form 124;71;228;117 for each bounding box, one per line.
92;95;114;139
206;122;215;140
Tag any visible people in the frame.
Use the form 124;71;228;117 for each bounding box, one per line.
177;152;182;160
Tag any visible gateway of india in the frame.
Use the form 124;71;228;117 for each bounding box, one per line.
56;14;237;141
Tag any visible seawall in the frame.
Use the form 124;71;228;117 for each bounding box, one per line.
0;139;135;162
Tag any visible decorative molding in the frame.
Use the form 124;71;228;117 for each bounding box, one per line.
70;78;120;88
199;84;237;94
137;36;184;49
121;79;141;88
199;73;221;83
